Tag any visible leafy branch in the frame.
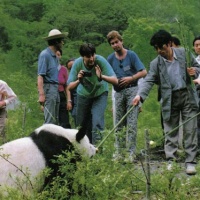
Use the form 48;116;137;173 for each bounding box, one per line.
174;17;191;66
0;153;34;190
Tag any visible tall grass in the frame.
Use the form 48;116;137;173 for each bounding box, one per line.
3;84;200;199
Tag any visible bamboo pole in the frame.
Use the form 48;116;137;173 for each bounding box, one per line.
145;129;150;200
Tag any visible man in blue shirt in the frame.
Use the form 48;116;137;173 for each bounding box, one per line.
37;29;68;124
107;30;147;162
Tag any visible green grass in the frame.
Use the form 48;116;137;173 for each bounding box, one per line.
2;85;200;199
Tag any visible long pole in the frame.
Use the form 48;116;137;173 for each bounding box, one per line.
145;129;150;200
97;106;135;148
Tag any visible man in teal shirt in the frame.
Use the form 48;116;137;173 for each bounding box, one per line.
67;43;118;144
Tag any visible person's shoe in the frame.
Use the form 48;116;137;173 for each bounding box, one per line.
186;163;196;175
167;161;173;171
124;156;134;163
112;154;124;162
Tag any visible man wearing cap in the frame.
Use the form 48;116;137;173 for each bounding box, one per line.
37;29;68;124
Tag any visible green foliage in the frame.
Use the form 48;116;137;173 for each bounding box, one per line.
1;0;200;199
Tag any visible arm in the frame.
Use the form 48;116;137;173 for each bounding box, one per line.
37;75;45;104
0;82;17;108
132;69;147;81
100;73;118;85
134;59;159;103
193;78;200;85
119;69;147;87
187;52;200;78
66;86;72;110
95;65;118;85
67;80;80;91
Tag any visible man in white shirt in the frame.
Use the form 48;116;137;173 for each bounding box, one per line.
0;80;17;143
193;36;200;65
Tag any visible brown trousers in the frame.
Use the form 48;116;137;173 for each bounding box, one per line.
0;108;7;143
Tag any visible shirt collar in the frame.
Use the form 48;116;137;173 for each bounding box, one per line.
162;48;177;62
196;55;200;64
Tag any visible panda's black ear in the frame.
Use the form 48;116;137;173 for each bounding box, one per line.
76;126;87;143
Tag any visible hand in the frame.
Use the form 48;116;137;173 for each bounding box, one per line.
193;78;200;85
40;105;44;112
187;67;196;76
0;100;6;108
77;70;84;81
95;65;102;80
38;94;45;105
118;77;133;87
67;102;72;110
132;95;141;106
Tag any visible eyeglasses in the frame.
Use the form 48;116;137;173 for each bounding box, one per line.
119;60;123;68
154;44;166;50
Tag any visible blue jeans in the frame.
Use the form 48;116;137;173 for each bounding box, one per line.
76;91;108;145
43;83;60;124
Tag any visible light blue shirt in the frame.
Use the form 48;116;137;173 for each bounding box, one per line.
163;50;186;91
38;47;59;83
107;50;145;79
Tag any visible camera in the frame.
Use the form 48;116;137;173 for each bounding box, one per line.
83;71;92;77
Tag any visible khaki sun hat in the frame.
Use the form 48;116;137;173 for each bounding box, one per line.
44;29;68;41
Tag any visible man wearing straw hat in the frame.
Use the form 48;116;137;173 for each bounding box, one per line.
37;29;68;124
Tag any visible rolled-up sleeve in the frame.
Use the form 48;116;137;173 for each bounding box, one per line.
0;81;17;106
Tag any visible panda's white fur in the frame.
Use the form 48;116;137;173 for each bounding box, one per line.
0;124;96;193
35;124;96;157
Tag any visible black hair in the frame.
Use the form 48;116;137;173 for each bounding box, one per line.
48;38;64;46
66;58;76;66
57;49;63;56
150;30;172;48
172;36;181;46
193;36;200;46
79;43;96;57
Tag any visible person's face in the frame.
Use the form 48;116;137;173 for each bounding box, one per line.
110;38;123;52
154;43;171;59
55;39;64;51
171;42;178;48
67;61;74;70
56;51;62;59
194;40;200;55
83;54;95;69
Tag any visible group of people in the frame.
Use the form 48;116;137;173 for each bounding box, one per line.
37;28;200;176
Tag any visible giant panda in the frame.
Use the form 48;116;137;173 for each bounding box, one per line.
0;124;97;194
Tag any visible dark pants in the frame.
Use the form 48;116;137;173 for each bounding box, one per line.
59;91;71;128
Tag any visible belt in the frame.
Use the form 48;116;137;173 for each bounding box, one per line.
124;83;137;89
115;83;137;92
172;88;187;93
44;82;58;85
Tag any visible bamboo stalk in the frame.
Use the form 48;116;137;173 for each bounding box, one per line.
97;106;135;148
145;129;150;200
